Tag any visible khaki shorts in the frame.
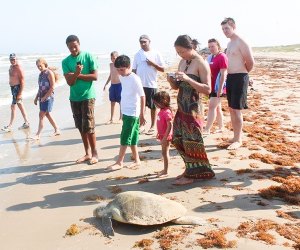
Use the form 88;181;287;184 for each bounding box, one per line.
70;98;95;133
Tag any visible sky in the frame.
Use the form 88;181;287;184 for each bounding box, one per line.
1;0;299;55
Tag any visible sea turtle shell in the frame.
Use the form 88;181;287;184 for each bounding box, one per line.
106;191;187;225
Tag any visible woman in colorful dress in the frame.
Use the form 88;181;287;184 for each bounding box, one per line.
167;35;215;185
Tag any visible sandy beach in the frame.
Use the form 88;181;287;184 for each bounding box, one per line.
0;51;299;250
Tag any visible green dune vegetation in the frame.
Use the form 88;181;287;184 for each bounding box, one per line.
253;44;300;52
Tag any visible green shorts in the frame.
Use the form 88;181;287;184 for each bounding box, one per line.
121;115;140;145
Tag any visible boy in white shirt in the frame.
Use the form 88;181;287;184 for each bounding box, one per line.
106;55;146;171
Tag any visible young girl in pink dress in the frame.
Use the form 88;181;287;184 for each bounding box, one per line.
153;91;174;177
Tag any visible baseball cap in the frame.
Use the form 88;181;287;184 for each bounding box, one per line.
9;53;16;60
139;34;150;42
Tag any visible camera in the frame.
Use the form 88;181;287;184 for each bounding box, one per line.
76;61;82;65
167;72;176;78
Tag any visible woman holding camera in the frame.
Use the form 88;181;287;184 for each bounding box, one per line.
167;35;215;185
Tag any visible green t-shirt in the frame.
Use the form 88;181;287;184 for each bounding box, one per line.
62;51;98;101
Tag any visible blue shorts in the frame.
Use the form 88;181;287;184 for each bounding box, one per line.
109;83;122;103
10;84;22;104
40;96;54;112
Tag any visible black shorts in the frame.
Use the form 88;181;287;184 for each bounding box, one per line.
70;98;95;133
143;87;157;109
209;92;226;98
226;73;249;110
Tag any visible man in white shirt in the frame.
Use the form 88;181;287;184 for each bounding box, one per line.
132;35;165;135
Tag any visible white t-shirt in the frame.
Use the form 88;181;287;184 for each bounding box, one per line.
132;49;165;88
120;73;145;117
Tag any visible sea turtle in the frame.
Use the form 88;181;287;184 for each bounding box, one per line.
93;191;206;236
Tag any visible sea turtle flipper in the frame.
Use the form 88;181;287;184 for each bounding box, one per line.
101;215;114;236
172;216;206;225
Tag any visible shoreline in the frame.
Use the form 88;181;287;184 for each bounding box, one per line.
0;52;299;250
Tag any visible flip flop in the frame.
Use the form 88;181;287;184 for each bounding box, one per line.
139;127;146;134
145;128;155;135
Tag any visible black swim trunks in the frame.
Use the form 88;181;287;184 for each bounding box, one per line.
226;73;249;110
143;87;157;109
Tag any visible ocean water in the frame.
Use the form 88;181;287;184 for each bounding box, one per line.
0;51;177;107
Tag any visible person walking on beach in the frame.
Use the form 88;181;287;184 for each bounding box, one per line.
153;91;173;178
62;35;99;165
106;55;146;171
203;38;228;135
221;17;254;150
103;51;122;124
2;53;30;132
133;35;165;135
167;35;215;185
28;58;60;140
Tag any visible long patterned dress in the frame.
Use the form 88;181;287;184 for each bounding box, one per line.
172;74;215;179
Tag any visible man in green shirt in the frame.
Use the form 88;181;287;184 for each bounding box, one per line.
62;35;99;164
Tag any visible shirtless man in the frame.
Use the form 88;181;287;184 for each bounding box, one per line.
2;53;30;132
221;17;254;150
103;51;122;124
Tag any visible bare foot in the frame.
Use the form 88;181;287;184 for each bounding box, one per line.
105;120;113;125
27;135;40;141
76;155;91;164
227;141;242;150
156;170;168;178
176;172;185;179
126;161;141;169
105;163;123;171
202;130;210;136
53;130;61;136
89;157;99;165
172;177;194;185
213;128;223;134
115;119;122;124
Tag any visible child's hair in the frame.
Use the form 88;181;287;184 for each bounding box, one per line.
36;57;60;82
110;51;119;57
153;91;171;108
114;55;130;68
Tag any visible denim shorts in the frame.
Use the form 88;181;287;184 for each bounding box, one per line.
10;84;22;104
40;96;54;112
